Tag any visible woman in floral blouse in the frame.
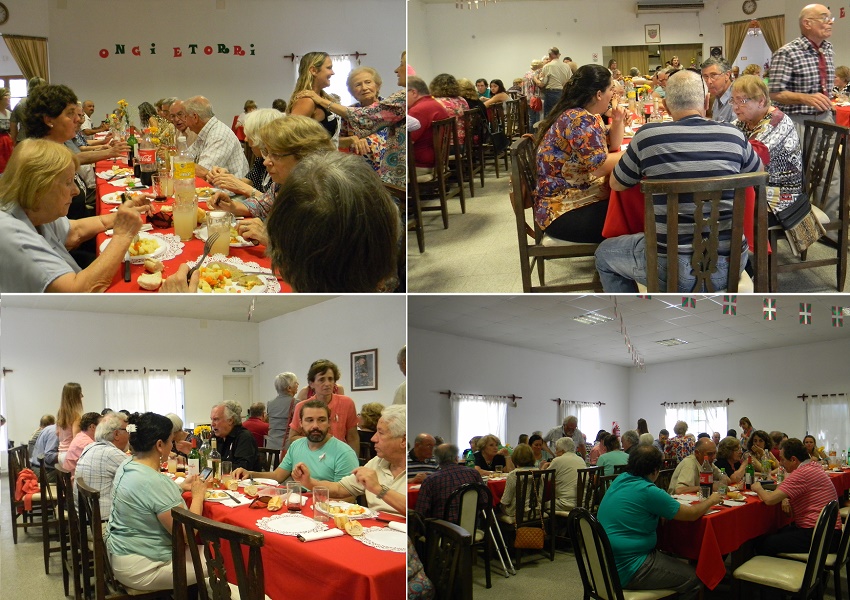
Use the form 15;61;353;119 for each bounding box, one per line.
663;420;695;462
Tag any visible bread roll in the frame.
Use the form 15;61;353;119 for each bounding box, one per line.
144;258;164;273
137;271;163;290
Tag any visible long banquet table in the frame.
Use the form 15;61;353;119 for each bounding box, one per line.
836;105;850;128
186;490;405;600
93;158;291;293
407;476;506;508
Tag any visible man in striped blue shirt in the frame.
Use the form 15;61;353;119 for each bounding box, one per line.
595;69;762;292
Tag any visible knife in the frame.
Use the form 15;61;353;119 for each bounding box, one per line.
123;251;131;282
224;491;242;504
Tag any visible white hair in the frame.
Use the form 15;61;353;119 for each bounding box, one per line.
381;405;405;439
555;437;575;453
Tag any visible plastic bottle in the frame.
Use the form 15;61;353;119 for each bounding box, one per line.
717;468;727;497
172;135;197;241
187;439;200;477
699;457;713;500
138;129;157;187
777;465;786;483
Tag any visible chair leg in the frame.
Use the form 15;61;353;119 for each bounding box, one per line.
483;537;492;589
768;229;779;293
837;231;847;292
538;256;546;286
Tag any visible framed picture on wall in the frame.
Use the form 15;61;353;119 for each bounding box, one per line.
645;24;661;44
351;349;378;391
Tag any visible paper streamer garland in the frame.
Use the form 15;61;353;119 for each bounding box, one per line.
799;303;812;325
763;298;776;320
832;307;844;328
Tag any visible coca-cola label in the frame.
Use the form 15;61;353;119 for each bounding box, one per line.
700;472;712;485
138;149;156;164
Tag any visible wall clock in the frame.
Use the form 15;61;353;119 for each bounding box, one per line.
0;3;8;26
742;0;757;16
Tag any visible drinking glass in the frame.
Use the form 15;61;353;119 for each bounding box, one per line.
286;481;302;513
173;194;198;241
206;210;231;256
177;456;186;473
313;486;330;523
151;174;167;202
167;456;177;474
495;465;503;477
220;461;232;486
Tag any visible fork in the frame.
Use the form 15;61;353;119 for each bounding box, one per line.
186;232;219;283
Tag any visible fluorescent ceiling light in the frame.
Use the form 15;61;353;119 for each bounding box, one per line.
573;313;614;325
655;338;689;346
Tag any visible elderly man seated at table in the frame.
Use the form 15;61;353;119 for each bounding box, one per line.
621;429;640;455
407;76;449;177
598;445;721;600
232;400;358;487
415;443;483;522
408;433;438;483
653;429;669;454
210;401;259;471
668;438;733;494
597;434;629;476
167;99;197;146
550;437;586;512
595;69;762;292
74;412;130;515
292;405;406;515
751;437;841;555
31;422;59;483
62;411;102;474
181;95;247;179
543;415;586;458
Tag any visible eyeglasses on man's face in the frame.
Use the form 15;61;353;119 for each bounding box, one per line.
807;15;834;24
702;72;728;82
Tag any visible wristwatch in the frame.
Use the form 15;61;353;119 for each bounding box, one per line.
376;484;390;499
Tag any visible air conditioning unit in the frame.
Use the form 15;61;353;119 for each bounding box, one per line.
636;0;705;13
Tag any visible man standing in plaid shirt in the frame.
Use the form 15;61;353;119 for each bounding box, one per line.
414;443;482;522
768;4;841;239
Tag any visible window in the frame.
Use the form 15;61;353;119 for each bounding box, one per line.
664;402;727;438
291;55;356;109
0;76;27;109
558;402;600;446
103;370;185;419
451;394;508;451
806;395;849;454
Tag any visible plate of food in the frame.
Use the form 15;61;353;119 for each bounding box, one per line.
315;500;376;520
96;167;133;180
256;513;328;537
110;177;146;189
101;191;150;205
195;261;269;294
194;224;256;248
204;490;230;502
237;478;279;487
195;187;234;200
99;232;164;263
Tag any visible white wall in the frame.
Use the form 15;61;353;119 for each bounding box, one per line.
257;296;407;410
408;327;630;446
1;0;405;124
409;0;848;85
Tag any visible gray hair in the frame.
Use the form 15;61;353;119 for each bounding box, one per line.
215;401;243;425
434;443;459;466
665;69;706;113
407;76;429;95
563;415;578;427
165;413;183;434
274;372;298;394
95;413;127;443
381;405;406;439
244;108;285;147
183;95;214;121
629;67;641;77
397;345;406;365
346;66;383;96
622;430;640;447
700;56;731;73
639;432;655;445
673;420;689;436
555;437;575;453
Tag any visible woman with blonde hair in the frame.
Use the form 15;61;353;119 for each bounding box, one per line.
742;64;761;77
834;65;850;97
288;51;339;140
472;434;515;476
56;383;84;467
358;402;384;460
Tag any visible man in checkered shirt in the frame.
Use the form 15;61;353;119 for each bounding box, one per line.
74;412;131;518
768;4;841;237
182;95;249;180
414;443;483;522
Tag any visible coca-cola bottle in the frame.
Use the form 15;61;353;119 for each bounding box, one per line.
138;129;157;187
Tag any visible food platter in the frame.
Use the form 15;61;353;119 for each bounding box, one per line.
315;500;377;520
99;232;164;263
204;490;230;502
190;257;279;294
194;224;255;247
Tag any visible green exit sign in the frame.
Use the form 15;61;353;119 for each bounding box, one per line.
231;367;247;373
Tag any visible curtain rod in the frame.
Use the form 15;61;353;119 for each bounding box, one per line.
2;368;12;376
439;390;521;405
282;52;367;63
660;398;733;407
797;393;847;401
94;367;191;375
550;398;606;406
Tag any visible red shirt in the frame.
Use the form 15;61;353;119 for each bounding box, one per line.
289;394;357;446
778;460;841;530
242;417;269;448
409;95;450;168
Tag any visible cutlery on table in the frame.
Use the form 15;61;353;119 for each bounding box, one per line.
186;232;219;284
123;249;132;282
224;491;241;503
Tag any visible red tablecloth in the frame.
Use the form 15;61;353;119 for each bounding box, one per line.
408;477;506;508
658;494;786;590
835;105;850;128
186;490;404;600
94;159;291;293
828;468;850;497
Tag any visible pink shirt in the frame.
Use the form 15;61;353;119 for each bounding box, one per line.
778;460;841;530
56;425;74;454
289;394;357;445
589;442;606;465
63;430;95;474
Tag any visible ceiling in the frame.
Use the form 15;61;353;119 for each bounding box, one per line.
408;295;850;367
0;295;336;323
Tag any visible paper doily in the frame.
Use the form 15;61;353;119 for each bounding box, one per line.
256;513;328;537
351;526;406;553
188;254;281;294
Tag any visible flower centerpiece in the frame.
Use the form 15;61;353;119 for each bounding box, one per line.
148;117;177;172
194;424;212;440
108;98;131;140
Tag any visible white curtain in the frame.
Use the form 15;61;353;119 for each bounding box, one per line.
451;393;508;451
559;402;600;445
103;371;184;420
0;375;8;459
807;395;850;455
145;371;185;420
104;372;146;414
665;402;727;437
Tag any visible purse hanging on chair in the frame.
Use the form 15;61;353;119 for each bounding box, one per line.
514;475;545;549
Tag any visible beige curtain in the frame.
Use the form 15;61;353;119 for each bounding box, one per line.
661;44;703;69
611;46;650;78
758;15;785;53
3;35;49;81
724;20;752;66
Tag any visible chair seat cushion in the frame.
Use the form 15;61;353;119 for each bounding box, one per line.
811;204;830;224
622;589;678;600
497;514;516;525
733;555;807;591
541;234;586;247
777;552;837;568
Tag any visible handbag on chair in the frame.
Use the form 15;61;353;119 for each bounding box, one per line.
529;96;542;112
514;476;545;549
488;122;510;155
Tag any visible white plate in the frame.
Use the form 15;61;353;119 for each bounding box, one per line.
96;168;133;180
315;500;376;520
238;478;279;487
99;231;164;263
110;178;145;189
355;527;406;553
256;513;328;537
204;491;231;502
720;499;746;507
194;224;255;248
102;191;150;205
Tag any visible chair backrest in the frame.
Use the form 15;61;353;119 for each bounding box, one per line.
595;474;618;510
576;466;604;511
7;444;28;503
444;481;492;534
567;507;626;600
612;465;628;474
833;517;850;572
76;478;115;600
514;468;555;527
171;505;265;600
655;467;676;492
640;171;769;292
511;136;537;217
257;447;280;472
516;95;529;136
504;99;520;140
56;463;83;598
798;500;839;597
461;107;486;156
432;116;460;173
424;518;473;600
408;508;428;560
488;103;506;133
802;120;849;213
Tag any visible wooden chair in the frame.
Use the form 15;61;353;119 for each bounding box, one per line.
55;463;83;600
768;120;849;292
408;508;428;560
8;444;36;544
613;464;628;474
640;171;769;292
655;467;676;493
484;103;510;177
568;508;678;600
76;478;170;600
460;108;486;196
171;505;267;600
503;468;556;568
778;517;850;600
257;447;280;472
423;518;473;600
36;454;61;575
733;500;839;600
510;137;603;292
576;466;604;512
407;148;425;253
504;99;521;146
417;117;466;229
516;96;529;137
593;474;619;511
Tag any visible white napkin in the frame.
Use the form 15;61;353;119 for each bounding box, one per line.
408;484;421;491
173;476;185;486
721;499;746;507
672;494;700;502
221;493;252;508
297;529;344;542
387;521;406;533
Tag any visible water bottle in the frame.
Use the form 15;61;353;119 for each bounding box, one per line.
717;468;727;497
777;465;786;483
138;129;157;187
761;457;771;479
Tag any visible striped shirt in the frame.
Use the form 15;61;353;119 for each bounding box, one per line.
768;36;835;115
778;460;841;530
74;441;131;518
188;115;249;177
613;115;762;254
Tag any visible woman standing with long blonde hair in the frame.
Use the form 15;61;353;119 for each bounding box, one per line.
288;52;339;140
56;382;84;467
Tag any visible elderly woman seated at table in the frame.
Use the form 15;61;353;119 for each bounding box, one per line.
533;64;626;243
714;436;748;482
106;412;206;592
833;65;850;97
0;139;150;292
473;434;515;477
550;437;586;511
747;429;779;473
731;75;824;253
596;434;629;476
498;443;537;520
